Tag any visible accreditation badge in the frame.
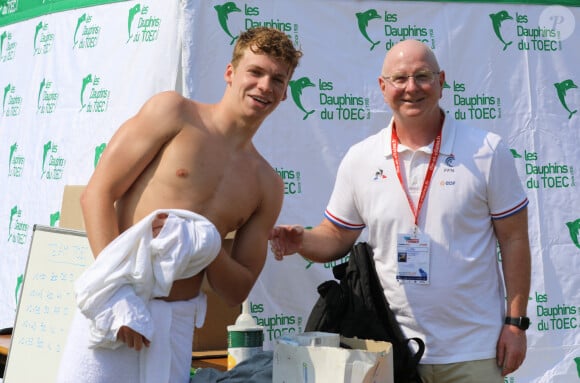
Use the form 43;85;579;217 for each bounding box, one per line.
396;232;430;285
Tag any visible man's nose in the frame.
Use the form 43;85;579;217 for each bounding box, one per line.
405;76;420;90
258;77;273;92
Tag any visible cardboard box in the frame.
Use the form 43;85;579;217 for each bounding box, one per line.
59;185;240;354
273;335;393;383
59;185;86;230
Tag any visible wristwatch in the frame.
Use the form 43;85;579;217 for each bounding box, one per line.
505;316;530;330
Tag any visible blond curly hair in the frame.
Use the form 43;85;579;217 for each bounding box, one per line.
231;27;303;77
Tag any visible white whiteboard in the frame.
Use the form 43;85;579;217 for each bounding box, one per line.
4;225;93;383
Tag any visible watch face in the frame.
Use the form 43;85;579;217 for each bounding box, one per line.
520;317;530;330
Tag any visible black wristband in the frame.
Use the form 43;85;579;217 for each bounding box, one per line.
505;316;530;330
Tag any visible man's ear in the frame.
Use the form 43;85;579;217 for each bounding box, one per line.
378;76;387;93
378;76;388;102
281;88;288;101
224;63;234;84
438;70;446;99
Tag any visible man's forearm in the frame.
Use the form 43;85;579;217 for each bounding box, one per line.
502;239;531;316
205;249;255;307
298;220;360;263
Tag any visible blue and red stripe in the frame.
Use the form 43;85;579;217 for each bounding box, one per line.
324;210;366;230
491;198;529;220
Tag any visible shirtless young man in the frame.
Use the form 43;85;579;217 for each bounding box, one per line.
57;27;302;383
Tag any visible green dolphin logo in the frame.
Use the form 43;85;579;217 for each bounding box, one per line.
50;211;60;227
2;83;11;114
34;21;44;52
8;205;18;239
37;78;46;109
15;274;23;305
94;143;106;168
0;31;7;56
509;148;523;158
127;3;141;43
289;77;315;120
42;141;52;173
489;10;513;51
214;2;241;45
73;13;87;48
80;74;93;110
356;9;381;51
566;219;580;249
9;142;17;168
554;79;578;120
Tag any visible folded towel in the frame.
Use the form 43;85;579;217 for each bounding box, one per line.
56;294;206;383
74;209;221;348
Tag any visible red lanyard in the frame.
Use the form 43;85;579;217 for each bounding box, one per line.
391;125;442;227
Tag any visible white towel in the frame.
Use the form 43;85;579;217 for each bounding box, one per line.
56;294;207;383
75;209;221;348
142;296;207;383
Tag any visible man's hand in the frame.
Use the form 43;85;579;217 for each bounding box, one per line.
269;225;304;260
152;212;168;238
117;326;151;351
496;324;527;376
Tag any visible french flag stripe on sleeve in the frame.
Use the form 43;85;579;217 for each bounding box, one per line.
324;210;366;230
491;198;529;220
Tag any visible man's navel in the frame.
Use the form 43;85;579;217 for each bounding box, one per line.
176;168;189;177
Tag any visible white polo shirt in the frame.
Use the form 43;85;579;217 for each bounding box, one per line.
325;116;528;364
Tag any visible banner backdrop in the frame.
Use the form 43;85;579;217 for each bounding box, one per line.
2;1;579;382
0;0;180;337
182;1;579;382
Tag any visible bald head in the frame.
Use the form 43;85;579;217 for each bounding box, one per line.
382;40;440;76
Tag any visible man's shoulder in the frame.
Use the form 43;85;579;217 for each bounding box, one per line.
450;118;502;145
450;117;497;137
145;90;192;111
257;154;284;187
347;128;387;156
139;91;206;132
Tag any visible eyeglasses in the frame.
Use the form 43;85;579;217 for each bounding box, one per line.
381;70;440;89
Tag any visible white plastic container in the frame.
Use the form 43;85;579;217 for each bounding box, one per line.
226;303;264;370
